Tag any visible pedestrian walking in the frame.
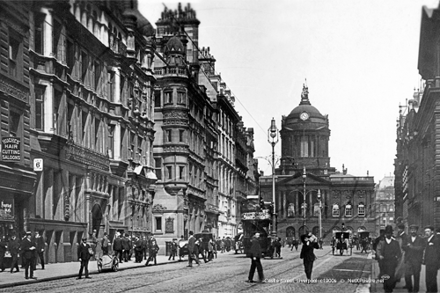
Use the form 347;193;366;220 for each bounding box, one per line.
274;237;282;258
376;225;402;293
246;232;264;283
101;232;109;255
300;232;319;281
122;233;130;262
395;224;408;284
0;235;7;272
401;224;424;293
168;238;177;261
8;234;20;273
373;229;386;278
91;229;98;260
207;239;214;262
76;236;92;279
177;235;185;261
113;232;123;263
220;237;225;253
187;231;200;267
134;236;143;263
145;239;159;266
423;225;440;293
34;231;45;270
142;236;148;260
21;231;37;279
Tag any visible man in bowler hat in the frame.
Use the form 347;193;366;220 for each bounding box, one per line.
21;231;37;279
77;236;91;279
401;224;425;293
376;225;402;293
300;232;320;281
246;232;265;283
423;225;440;293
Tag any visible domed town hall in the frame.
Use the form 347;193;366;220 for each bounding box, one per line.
259;85;376;242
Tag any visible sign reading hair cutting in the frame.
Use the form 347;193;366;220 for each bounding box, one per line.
1;137;21;162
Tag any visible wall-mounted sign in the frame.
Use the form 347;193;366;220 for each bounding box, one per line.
0;197;14;220
1;137;21;162
33;158;43;171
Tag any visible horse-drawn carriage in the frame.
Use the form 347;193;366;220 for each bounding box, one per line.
332;231;352;256
178;231;215;261
234;233;244;254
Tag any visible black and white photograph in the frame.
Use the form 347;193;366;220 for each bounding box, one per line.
0;0;440;292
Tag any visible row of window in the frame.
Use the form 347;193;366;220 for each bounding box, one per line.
332;203;365;217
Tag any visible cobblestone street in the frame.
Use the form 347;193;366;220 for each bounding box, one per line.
0;246;375;293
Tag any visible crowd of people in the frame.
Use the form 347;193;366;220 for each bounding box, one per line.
372;224;440;293
0;231;45;280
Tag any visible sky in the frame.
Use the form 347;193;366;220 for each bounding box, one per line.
139;0;439;182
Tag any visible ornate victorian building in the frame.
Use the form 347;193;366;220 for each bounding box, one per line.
260;85;376;240
152;4;217;251
0;0;158;263
152;4;258;252
0;1;38;241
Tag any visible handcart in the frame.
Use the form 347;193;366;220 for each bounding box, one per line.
97;254;119;272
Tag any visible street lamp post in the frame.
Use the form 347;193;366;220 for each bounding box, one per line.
268;118;279;237
317;189;322;239
302;166;307;228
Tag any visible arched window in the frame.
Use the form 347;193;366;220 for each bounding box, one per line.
332;204;340;217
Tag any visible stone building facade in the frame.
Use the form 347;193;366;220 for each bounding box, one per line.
152;4;258;253
0;0;158;263
394;3;440;230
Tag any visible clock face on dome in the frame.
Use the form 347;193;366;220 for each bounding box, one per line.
300;112;309;121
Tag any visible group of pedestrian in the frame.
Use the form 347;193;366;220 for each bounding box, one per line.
0;231;46;280
185;231;218;267
374;224;440;293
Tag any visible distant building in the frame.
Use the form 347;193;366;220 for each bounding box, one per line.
374;176;395;231
260;84;376;240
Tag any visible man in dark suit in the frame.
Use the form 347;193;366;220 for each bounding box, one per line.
21;231;37;279
300;232;320;281
377;225;402;293
122;233;130;262
8;234;20;273
113;233;123;263
246;232;265;283
77;236;91;279
423;225;440;293
187;231;199;267
0;236;7;272
34;231;45;270
402;224;425;293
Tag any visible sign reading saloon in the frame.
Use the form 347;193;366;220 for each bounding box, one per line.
1;137;21;162
242;209;270;221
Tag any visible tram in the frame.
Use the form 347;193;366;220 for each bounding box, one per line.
241;195;272;257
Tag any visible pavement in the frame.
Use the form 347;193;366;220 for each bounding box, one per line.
0;254;181;289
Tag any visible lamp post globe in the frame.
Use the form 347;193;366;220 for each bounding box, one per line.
267;117;279;237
